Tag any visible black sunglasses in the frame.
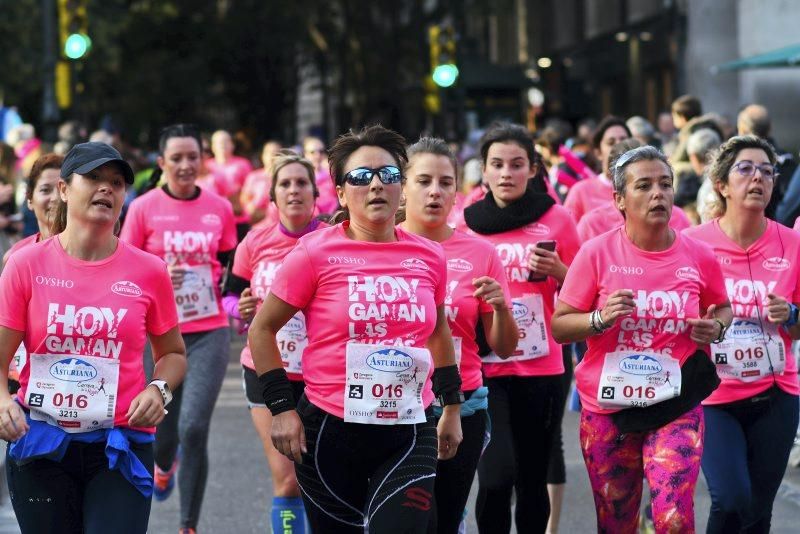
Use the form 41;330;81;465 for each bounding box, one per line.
341;165;403;186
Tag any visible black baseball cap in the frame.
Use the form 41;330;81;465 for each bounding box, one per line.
61;142;135;184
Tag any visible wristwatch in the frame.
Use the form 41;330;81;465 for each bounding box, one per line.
437;391;465;407
149;380;173;407
785;303;799;327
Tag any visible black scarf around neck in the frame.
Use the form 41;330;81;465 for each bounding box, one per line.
464;178;555;235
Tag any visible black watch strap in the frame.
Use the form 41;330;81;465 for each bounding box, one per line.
437;391;465;406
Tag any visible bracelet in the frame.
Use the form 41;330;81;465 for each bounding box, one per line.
258;368;297;416
589;309;610;334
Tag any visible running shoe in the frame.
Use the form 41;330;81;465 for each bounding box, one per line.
153;453;179;502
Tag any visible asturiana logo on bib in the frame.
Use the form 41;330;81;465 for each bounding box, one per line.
728;319;761;340
366;348;413;373
762;257;790;272
202;214;221;226
401;258;429;271
49;358;98;382
619;354;662;376
675;267;700;281
111;281;143;297
522;223;550;236
512;301;529;321
283;315;305;333
447;258;473;272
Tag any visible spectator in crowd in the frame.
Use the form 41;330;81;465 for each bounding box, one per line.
736;104;798;223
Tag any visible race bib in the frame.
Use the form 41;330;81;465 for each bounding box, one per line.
276;313;308;375
27;353;119;433
483;294;549;363
344;343;430;425
597;351;682;409
8;343;26;381
175;264;219;323
711;319;785;382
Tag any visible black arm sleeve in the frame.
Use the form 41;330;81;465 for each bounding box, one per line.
223;272;250;297
217;249;234;267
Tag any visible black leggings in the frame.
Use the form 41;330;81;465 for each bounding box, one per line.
476;374;565;534
428;396;489;533
294;394;438;533
6;440;153;534
546;346;573;485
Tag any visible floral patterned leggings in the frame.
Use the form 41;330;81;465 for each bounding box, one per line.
579;405;704;534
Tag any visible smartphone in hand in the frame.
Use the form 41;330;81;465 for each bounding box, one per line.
528;240;556;282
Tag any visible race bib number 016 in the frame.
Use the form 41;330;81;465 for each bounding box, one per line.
711;319;785;382
483;294;549;363
344;343;430;425
176;264;218;323
276;313;308;375
27;353;119;433
597;351;681;409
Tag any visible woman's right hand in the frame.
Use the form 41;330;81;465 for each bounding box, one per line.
238;288;260;322
599;289;636;327
0;396;28;442
167;264;186;290
271;410;307;464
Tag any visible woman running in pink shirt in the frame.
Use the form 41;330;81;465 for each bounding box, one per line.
224;151;327;533
0;142;186;534
2;154;63;392
460;122;580;533
248;125;463;533
685;135;800;533
552;145;732;533
399;137;518;533
121;124;238;534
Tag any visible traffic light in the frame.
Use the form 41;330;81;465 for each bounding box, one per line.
429;25;458;88
58;0;91;60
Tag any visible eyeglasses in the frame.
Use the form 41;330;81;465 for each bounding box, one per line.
732;161;777;181
341;165;403;186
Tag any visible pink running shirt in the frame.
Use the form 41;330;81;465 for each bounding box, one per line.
460;205;581;377
563;175;613;223
232;221;328;379
440;230;511;391
120;187;237;334
3;233;39;265
240;169;271;221
559;227;729;414
685;219;800;403
314;168;339;215
2;233;40;381
0;238;178;432
205;156;254;224
794;217;800;232
269;223;446;418
577;203;692;242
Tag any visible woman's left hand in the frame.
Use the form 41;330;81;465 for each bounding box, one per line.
436;405;463;460
766;293;791;324
687;304;722;344
127;385;166;427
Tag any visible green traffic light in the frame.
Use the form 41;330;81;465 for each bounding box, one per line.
65;33;91;59
432;64;459;87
